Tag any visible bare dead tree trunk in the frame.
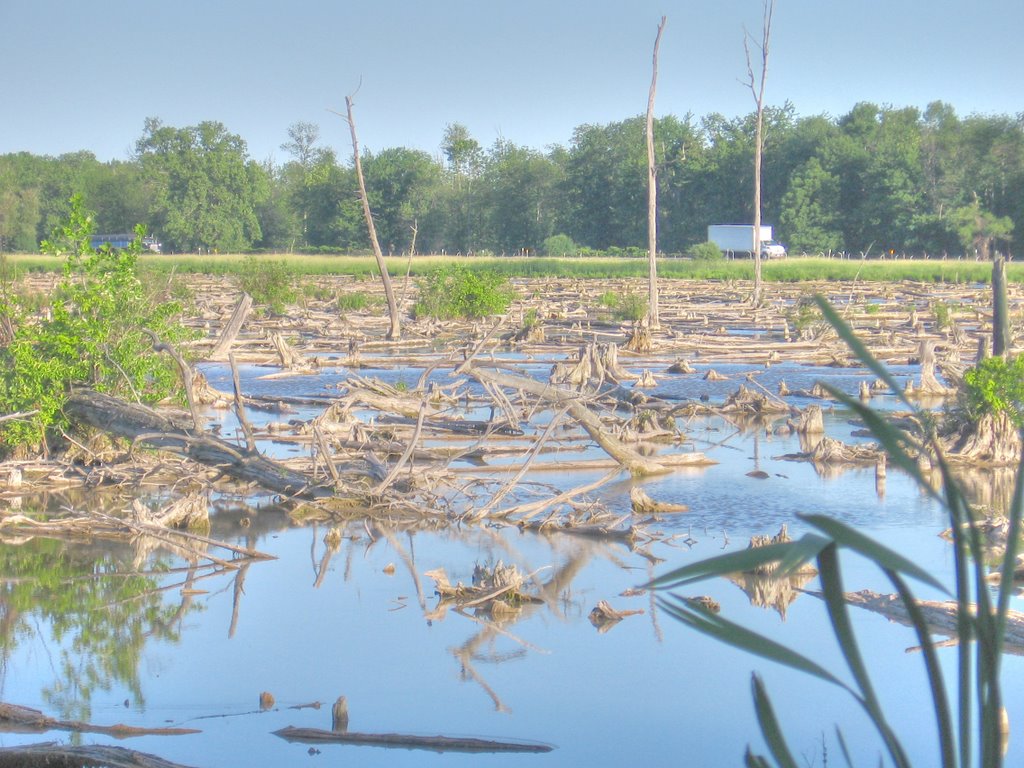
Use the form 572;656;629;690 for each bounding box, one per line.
744;0;775;307
993;253;1010;356
646;16;667;330
343;94;402;340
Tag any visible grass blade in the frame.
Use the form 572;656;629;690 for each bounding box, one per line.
658;594;847;689
751;673;799;768
646;537;824;590
801;514;948;594
816;544;912;768
888;570;956;768
814;296;909;407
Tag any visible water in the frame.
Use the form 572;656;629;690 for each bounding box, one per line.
1;357;1020;767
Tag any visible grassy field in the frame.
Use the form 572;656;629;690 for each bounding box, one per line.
3;252;1021;284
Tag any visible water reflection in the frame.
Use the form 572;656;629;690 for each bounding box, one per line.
0;536;196;724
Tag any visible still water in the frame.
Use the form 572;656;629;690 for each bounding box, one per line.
1;360;1021;767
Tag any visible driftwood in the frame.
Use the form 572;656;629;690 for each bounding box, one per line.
0;743;198;768
0;702;199;737
274;725;552;753
465;363;711;476
629;486;688;514
207;292;253;360
588;599;644;632
842;589;1024;652
64;389;334;500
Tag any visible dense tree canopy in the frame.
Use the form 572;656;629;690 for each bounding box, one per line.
1;103;1021;257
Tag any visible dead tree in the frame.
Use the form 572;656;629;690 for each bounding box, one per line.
646;16;667;330
744;0;775;307
341;92;402;340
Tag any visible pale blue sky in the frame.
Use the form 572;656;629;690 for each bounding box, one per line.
3;0;1021;164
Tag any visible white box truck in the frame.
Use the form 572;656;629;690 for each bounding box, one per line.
707;225;787;258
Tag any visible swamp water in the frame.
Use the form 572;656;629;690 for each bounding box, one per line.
2;358;1022;767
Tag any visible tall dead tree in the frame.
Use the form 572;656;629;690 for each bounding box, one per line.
342;93;402;340
646;16;667;330
744;0;775;307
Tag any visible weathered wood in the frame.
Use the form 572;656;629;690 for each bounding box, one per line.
0;742;199;768
464;363;686;476
274;725;553;753
208;292;253;360
842;589;1024;652
64;389;334;500
0;701;199;737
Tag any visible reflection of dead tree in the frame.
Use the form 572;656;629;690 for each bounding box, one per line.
726;525;817;619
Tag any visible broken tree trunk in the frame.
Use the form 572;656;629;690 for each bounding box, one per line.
207;292;253;360
344;94;401;340
63;389;333;500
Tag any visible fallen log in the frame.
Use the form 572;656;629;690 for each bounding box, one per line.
0;742;198;768
464;363;709;476
273;725;553;753
840;589;1024;653
0;702;199;737
63;389;334;500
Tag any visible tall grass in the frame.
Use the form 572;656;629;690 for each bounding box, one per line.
650;297;1023;767
2;253;1021;284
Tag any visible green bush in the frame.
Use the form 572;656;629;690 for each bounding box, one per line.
0;196;192;452
238;256;295;313
542;233;578;257
413;264;515;320
337;292;371;312
597;290;647;322
690;241;724;261
962;354;1024;428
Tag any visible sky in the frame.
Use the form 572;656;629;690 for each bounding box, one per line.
2;0;1022;165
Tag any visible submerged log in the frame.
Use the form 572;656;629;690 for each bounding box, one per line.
64;389;334;500
0;702;199;738
274;726;553;753
0;742;198;768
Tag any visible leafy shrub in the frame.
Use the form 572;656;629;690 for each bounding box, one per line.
690;241;724;261
961;354;1024;428
337;292;371;312
238;256;295;313
413;264;515;320
597;290;647;322
0;196;193;452
542;233;578;257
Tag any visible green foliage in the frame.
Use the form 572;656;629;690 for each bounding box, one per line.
413;264;515;320
932;301;953;330
961;354;1024;428
690;241;724;261
598;289;647;321
237;256;295;313
542;233;578;257
652;297;1024;767
0;196;192;452
337;291;371;312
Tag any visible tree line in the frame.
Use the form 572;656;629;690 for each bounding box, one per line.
0;101;1020;258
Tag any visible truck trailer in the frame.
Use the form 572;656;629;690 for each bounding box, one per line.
707;225;786;258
